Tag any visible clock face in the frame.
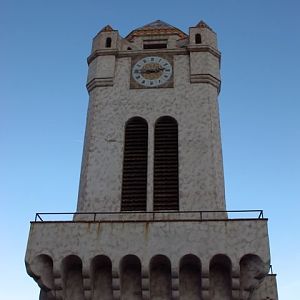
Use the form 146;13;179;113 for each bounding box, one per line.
132;56;173;87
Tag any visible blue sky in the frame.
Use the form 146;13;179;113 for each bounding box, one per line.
1;0;300;299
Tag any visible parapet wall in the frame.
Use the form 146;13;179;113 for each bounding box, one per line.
26;218;273;300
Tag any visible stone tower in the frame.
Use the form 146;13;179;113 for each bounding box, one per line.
25;20;279;300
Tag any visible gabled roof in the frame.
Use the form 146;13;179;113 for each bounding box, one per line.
100;25;114;32
195;20;214;32
126;20;187;41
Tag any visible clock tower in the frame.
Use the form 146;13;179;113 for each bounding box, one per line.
77;20;226;215
25;20;278;300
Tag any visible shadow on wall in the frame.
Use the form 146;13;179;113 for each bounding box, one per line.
28;253;267;300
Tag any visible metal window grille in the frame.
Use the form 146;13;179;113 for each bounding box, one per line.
121;117;148;211
154;116;179;210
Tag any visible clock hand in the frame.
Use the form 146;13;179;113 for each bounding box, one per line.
140;69;155;74
141;68;164;74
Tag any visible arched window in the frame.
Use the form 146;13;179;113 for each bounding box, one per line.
121;117;148;211
105;37;112;48
195;33;202;44
154;116;179;210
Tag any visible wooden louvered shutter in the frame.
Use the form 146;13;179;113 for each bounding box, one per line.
154;116;179;210
121;117;148;211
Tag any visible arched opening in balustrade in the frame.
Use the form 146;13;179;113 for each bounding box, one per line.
91;255;113;300
209;254;232;300
121;117;148;211
62;255;84;300
29;254;54;293
179;254;202;300
240;254;266;296
120;255;142;300
150;255;172;300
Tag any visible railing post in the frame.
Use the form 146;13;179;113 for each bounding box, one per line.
36;213;43;222
258;210;264;219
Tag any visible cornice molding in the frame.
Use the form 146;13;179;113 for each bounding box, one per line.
118;48;188;58
190;74;221;93
87;49;118;64
187;45;221;59
87;46;220;65
86;78;114;92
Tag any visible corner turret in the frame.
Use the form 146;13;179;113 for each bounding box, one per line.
189;20;218;48
188;20;221;92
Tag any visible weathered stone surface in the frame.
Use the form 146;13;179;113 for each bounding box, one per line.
251;275;279;300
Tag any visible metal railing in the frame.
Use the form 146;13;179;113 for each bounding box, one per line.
34;209;264;222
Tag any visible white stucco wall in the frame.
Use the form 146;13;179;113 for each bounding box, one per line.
78;52;224;213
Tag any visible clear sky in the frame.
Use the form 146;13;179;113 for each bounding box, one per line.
1;0;300;299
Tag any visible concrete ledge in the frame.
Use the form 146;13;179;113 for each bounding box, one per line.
26;219;270;274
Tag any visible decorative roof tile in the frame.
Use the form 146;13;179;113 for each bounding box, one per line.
136;20;176;30
126;20;187;41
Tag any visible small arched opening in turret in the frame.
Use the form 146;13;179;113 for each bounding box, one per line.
91;255;113;300
105;37;112;48
179;254;202;300
150;255;172;300
120;255;142;300
209;254;232;300
195;33;202;44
